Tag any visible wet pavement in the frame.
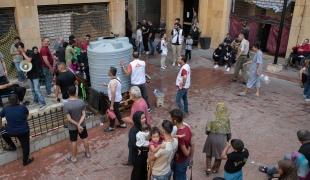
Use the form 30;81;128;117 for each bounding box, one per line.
0;49;309;180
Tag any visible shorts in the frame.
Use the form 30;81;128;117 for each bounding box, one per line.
69;127;88;142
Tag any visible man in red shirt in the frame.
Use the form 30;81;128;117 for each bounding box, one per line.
80;34;91;83
170;108;192;180
287;39;310;67
40;38;54;96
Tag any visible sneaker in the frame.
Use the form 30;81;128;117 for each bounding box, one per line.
47;94;55;98
148;108;153;113
226;67;230;72
305;99;310;102
214;65;219;69
160;67;166;70
146;51;150;55
172;63;176;66
39;105;47;111
164;65;167;68
23;157;34;166
117;123;127;128
104;127;115;132
22;101;30;106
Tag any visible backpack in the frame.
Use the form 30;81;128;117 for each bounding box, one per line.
156;41;162;54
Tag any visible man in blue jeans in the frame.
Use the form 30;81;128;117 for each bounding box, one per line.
17;43;46;110
175;56;191;114
171;109;192;180
40;37;54;96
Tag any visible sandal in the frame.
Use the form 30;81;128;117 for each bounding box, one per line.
66;156;77;163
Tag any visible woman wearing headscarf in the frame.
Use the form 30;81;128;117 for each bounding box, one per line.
129;111;149;180
203;102;231;175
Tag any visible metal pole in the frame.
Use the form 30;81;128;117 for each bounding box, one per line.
274;0;289;64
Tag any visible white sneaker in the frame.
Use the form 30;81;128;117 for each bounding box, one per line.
305;99;310;102
214;65;219;69
172;63;176;66
160;67;166;70
146;51;150;55
226;67;230;72
39;105;47;111
164;65;167;68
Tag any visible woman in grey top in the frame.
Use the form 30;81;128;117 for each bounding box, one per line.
239;42;263;97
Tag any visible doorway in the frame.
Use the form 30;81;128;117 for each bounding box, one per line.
182;0;199;36
257;23;271;52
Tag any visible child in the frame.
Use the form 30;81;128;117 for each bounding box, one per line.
149;127;164;154
147;127;164;180
160;33;168;70
185;35;193;61
221;139;249;180
213;44;224;69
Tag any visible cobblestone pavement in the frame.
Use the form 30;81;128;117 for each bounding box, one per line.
0;50;309;180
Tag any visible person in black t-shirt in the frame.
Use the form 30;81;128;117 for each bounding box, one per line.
148;21;156;56
55;62;77;102
22;46;46;109
221;139;249;180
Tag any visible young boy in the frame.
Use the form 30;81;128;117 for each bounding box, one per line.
221;139;249;180
185;35;193;61
64;86;90;163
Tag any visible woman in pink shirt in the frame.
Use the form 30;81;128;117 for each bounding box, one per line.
123;86;152;127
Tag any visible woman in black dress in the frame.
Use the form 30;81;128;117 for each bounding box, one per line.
129;111;149;180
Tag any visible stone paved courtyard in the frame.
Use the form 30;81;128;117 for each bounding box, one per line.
0;49;309;180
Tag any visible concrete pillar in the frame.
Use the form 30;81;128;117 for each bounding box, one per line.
14;0;41;49
286;0;309;58
199;0;231;49
165;0;183;36
128;0;137;31
160;0;167;22
109;0;125;36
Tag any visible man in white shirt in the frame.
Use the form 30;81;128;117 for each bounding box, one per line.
105;67;127;132
176;56;191;114
148;120;178;179
232;33;250;83
171;23;184;66
121;52;151;111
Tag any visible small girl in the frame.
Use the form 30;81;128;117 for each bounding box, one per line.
147;127;164;180
185;35;193;61
160;33;168;70
149;127;164;154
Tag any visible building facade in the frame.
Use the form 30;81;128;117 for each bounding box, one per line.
0;0;125;78
157;0;310;56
